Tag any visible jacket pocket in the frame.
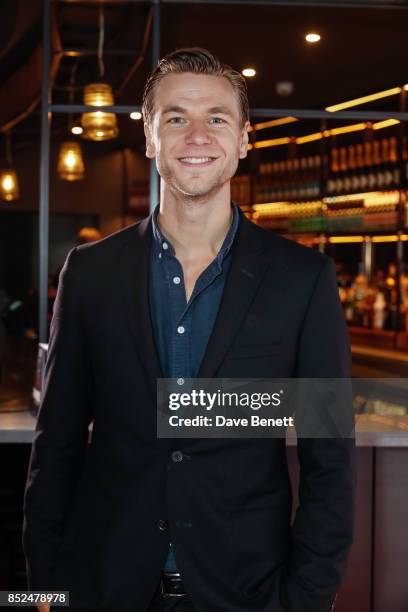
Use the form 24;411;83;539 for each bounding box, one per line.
227;342;284;359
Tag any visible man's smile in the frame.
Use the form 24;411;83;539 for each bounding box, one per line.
177;156;218;167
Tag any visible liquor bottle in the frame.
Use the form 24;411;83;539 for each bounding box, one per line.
389;137;400;187
328;147;339;195
400;265;408;332
356;144;367;192
364;141;377;191
305;156;316;198
378;139;391;189
363;283;377;328
384;263;398;330
389;136;398;162
312;154;321;197
267;162;275;201
344;286;356;324
299;156;308;199
331;146;339;172
348;145;360;193
373;140;381;165
293;157;302;200
364;141;373;167
281;160;289;200
352;264;369;326
338;147;348;194
276;161;284;201
373;291;387;329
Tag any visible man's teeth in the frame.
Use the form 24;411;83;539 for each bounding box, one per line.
180;157;214;164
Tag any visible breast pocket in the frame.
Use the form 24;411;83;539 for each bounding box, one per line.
226;342;284;359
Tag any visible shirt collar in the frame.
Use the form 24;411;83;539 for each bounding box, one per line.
151;202;240;266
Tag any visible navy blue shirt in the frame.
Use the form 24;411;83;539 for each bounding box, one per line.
148;202;240;572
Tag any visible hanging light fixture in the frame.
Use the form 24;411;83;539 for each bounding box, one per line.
58;63;86;181
57;142;85;181
81;5;118;141
0;133;20;202
81;83;118;140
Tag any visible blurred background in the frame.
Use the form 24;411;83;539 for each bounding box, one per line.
0;1;407;610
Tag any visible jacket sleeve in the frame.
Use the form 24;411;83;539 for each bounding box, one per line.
22;246;93;590
282;256;356;612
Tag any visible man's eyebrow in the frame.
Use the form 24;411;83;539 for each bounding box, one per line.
206;106;234;117
161;104;234;117
162;105;186;115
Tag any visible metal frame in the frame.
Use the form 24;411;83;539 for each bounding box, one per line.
58;0;408;8
39;1;52;343
39;0;408;340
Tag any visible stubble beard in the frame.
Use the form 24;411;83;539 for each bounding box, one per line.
157;156;239;205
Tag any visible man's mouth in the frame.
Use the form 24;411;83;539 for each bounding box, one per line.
178;157;218;167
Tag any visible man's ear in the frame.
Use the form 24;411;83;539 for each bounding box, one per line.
144;122;156;159
239;121;250;159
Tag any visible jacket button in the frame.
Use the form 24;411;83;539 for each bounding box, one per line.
156;519;168;531
171;450;184;462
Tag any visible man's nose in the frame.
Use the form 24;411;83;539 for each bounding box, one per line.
185;122;212;145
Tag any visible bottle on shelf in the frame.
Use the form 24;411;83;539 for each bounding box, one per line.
389;137;400;187
364;141;377;191
373;291;387;329
328;146;339;195
400;264;408;333
384;262;399;330
356;144;368;192
352;264;369;327
338;263;407;332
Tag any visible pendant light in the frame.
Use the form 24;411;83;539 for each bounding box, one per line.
57;141;85;181
0;132;20;202
81;5;118;141
58;63;85;181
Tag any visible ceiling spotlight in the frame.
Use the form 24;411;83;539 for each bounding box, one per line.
305;32;321;43
242;68;256;78
71;125;83;135
276;81;294;97
130;111;142;120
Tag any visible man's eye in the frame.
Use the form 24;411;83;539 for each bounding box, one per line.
168;117;185;124
209;117;225;124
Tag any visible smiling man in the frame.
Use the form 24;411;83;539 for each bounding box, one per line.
24;48;355;612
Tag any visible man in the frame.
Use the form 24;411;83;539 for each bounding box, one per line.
23;48;355;612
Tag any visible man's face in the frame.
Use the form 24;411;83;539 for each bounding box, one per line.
144;72;249;199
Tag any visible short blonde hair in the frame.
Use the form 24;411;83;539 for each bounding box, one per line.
142;47;249;128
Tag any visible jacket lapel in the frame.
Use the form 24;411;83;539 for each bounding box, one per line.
119;213;163;398
197;213;270;378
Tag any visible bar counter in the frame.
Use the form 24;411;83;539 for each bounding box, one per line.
1;409;407;446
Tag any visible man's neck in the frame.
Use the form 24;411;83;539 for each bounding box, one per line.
157;185;233;262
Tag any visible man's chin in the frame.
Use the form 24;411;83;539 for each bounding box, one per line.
171;179;222;199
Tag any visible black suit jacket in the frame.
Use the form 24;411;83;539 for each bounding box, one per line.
23;208;355;612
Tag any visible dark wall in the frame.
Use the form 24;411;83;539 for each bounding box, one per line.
0;211;97;298
0;211;33;297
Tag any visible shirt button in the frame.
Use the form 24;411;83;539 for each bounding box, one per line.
177;377;184;385
156;519;168;531
177;326;185;334
162;242;169;250
173;276;181;284
158;253;162;259
171;450;184;463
